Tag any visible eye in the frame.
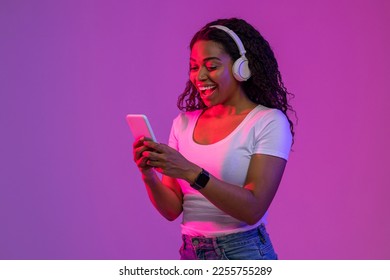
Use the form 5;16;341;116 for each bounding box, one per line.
206;65;217;71
205;62;218;71
189;65;199;72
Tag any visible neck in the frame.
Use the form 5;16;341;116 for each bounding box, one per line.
205;93;257;117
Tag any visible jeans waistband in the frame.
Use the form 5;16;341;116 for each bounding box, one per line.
182;224;266;245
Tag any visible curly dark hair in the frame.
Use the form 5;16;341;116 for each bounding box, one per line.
177;18;295;140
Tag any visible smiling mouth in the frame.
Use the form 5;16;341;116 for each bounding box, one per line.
198;85;217;97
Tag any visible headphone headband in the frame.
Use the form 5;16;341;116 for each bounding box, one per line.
209;24;251;81
210;25;247;56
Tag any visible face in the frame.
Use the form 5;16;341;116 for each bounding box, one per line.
189;40;241;107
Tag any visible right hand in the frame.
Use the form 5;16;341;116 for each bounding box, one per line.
132;136;156;174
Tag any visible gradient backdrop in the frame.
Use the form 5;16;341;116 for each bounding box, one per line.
1;0;389;259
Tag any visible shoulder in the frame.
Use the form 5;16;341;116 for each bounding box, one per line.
248;105;290;130
251;106;292;159
172;109;203;128
254;105;287;121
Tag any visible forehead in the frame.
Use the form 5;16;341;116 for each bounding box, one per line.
190;40;229;62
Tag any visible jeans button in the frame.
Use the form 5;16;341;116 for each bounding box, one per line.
192;239;199;246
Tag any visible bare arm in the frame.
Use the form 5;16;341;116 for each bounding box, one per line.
133;138;183;221
144;140;287;225
196;154;286;225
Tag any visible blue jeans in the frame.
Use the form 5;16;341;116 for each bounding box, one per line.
179;224;278;260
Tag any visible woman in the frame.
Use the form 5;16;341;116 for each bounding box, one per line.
133;18;294;260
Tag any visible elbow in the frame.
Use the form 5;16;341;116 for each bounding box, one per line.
161;209;182;222
165;215;179;222
245;217;260;226
244;211;265;226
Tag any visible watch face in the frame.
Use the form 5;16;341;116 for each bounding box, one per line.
197;172;209;187
191;169;210;190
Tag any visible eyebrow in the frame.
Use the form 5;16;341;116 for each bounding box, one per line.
190;56;222;62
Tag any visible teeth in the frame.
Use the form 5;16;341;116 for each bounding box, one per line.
198;85;216;91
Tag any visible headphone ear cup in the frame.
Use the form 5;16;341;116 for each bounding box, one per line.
232;56;251;81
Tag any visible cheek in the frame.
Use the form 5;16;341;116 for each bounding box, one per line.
213;71;231;86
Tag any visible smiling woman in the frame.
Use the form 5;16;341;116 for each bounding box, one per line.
132;18;295;260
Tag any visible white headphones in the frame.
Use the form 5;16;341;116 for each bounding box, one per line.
210;25;251;82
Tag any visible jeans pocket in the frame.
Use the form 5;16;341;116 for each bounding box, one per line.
220;239;263;260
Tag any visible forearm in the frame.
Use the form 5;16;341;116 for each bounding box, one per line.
141;170;183;221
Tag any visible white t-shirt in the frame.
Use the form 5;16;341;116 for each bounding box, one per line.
168;105;292;237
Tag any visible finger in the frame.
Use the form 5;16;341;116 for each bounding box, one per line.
133;136;146;149
137;153;157;169
143;136;155;142
146;158;164;169
143;151;165;161
133;144;152;162
144;141;165;153
135;156;148;168
134;136;157;148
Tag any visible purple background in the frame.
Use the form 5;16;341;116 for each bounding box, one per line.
1;0;389;259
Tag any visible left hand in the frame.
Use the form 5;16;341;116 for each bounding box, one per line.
142;140;200;182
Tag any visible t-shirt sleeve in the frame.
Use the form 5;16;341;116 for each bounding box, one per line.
253;110;292;160
168;114;182;150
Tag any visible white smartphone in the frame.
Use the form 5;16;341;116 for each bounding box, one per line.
126;114;157;142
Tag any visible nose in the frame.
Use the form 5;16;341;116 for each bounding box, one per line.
197;66;208;81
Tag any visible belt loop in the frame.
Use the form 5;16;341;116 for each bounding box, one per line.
213;237;222;258
257;224;266;244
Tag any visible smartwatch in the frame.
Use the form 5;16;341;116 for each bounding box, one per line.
190;168;210;190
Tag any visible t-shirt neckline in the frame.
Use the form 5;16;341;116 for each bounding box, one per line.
190;105;263;146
